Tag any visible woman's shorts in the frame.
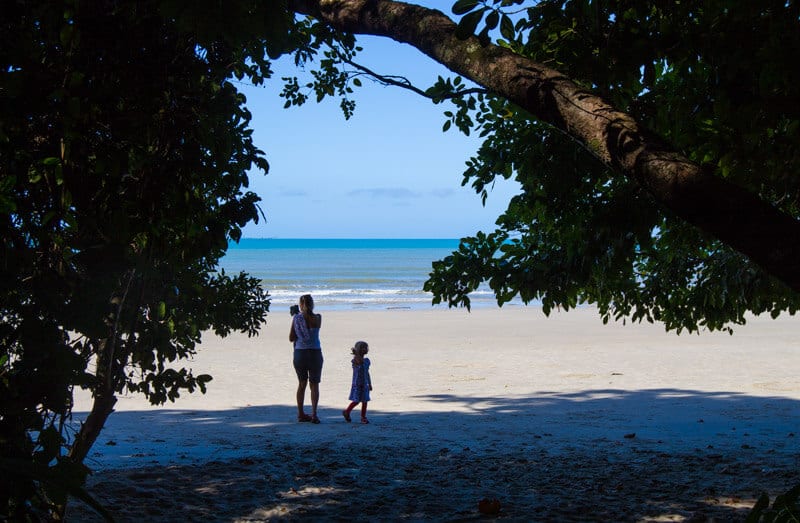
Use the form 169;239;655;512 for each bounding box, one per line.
293;349;323;383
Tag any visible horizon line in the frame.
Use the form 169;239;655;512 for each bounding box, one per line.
234;237;464;240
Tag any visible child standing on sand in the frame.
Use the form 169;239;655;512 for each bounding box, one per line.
342;341;372;424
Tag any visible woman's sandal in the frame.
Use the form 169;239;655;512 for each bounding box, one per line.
342;410;351;422
297;413;313;423
361;417;369;424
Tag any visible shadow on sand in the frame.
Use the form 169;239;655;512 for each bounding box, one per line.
69;388;799;522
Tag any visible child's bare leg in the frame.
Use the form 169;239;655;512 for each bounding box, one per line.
343;401;358;422
360;403;368;423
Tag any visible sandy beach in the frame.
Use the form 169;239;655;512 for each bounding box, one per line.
69;307;800;521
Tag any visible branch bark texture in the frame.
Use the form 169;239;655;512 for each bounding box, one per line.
289;0;800;292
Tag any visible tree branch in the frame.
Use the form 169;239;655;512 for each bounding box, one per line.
339;54;488;100
288;0;800;293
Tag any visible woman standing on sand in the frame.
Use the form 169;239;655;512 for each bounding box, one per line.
342;341;372;424
290;294;323;424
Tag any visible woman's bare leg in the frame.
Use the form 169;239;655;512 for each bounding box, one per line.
309;382;320;418
296;379;308;416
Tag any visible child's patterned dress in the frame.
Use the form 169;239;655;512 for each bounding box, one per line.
348;357;371;402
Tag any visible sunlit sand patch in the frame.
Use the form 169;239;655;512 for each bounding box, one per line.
561;373;596;379
753;381;799;392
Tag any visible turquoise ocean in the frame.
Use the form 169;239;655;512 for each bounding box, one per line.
220;238;517;311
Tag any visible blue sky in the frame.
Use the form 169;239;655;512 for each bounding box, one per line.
238;11;521;239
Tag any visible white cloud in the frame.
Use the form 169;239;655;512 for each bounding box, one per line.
279;188;308;197
348;188;422;199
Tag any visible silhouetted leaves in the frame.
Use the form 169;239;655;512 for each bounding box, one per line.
435;0;800;333
1;0;278;517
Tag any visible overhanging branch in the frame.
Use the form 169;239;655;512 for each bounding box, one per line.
340;54;488;100
288;0;800;293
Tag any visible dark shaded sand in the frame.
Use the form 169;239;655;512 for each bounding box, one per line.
68;438;797;521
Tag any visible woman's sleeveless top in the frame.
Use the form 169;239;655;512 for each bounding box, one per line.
293;314;322;350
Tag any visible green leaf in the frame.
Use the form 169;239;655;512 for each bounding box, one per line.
485;10;499;30
60;24;73;46
455;9;485;39
500;14;515;40
452;0;480;16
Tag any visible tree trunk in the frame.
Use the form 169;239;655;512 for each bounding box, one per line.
289;0;800;292
67;390;116;466
67;338;118;465
52;338;119;520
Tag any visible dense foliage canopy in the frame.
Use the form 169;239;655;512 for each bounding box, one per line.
0;0;293;517
287;0;800;333
430;0;800;333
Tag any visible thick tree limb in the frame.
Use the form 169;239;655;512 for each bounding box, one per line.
289;0;800;292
